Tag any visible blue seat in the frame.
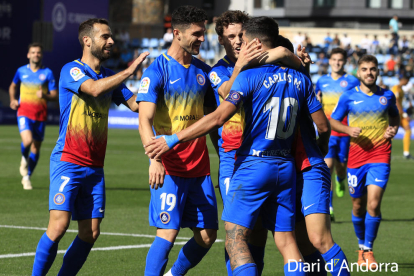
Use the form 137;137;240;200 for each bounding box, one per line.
309;53;317;62
130;38;140;48
376;54;385;65
310;64;319;74
206;50;215;60
199;50;207;58
149;38;159;48
149;49;160;58
311;74;321;84
141;38;150;48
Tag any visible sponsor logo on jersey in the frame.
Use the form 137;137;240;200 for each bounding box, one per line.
379;96;387;105
138;77;150;93
361;125;379;130
160;212;170;224
251;149;291;157
54;193;65;205
340;80;348;87
209;71;221;86
70;67;85;81
82;111;107;119
197;74;205;86
173;114;202;121
39;74;46;81
349;186;355;194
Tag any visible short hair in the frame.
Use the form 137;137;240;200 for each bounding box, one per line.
358;55;378;66
276;35;294;53
171;6;207;30
215;10;250;37
242;17;279;48
330;48;347;59
78;18;109;49
28;42;43;51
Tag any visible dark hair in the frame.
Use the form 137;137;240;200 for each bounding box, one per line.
242;17;279;48
78;18;109;49
215;10;249;36
276;35;294;53
358;55;378;66
28;42;43;51
171;6;208;30
330;48;347;59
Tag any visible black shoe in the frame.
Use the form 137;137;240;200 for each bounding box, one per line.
404;154;414;160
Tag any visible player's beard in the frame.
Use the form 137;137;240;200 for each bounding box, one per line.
91;41;111;62
360;76;377;89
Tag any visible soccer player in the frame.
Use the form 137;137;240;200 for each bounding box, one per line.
330;55;399;269
210;11;304;275
31;18;148;276
145;17;326;276
137;6;218;276
9;43;58;190
315;48;360;220
391;76;413;159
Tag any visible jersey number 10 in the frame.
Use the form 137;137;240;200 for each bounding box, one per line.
264;97;299;140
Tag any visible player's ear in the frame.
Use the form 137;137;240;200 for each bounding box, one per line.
173;28;181;41
83;36;91;48
218;35;224;46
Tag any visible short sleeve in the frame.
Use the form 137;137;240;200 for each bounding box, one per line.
12;69;20;85
230;70;252;99
331;93;350;121
136;65;163;104
303;75;322;114
209;66;231;94
47;70;57;91
112;83;133;106
60;64;91;95
388;92;400;117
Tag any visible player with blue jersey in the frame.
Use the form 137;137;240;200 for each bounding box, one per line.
31;19;148;276
145;17;325;276
315;48;360;220
331;55;399;269
137;6;219;276
9;43;58;190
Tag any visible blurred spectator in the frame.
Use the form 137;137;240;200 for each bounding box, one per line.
316;52;329;74
324;32;333;49
303;34;313;52
380;34;390;54
293;32;305;48
389;15;399;35
384;54;396;75
345;44;354;57
119;29;130;48
409;35;414;52
389;33;399;55
360;34;371;54
328;37;341;54
371;35;380;54
119;49;133;68
354;45;366;57
405;57;414;75
341;33;351;48
399;35;409;53
163;28;173;49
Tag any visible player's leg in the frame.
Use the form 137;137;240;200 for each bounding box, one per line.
402;117;413;159
334;136;351;198
27;140;42;177
247;217;267;275
17;117;32;174
273;231;306;275
167;175;218;276
325;136;339;220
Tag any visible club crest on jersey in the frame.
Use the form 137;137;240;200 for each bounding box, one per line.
54;193;65;205
379;96;387;105
70;67;85;81
39;74;46;81
138;77;150;94
209;71;221;86
197;74;205;86
340;80;348;87
160;212;170;224
349;187;355;194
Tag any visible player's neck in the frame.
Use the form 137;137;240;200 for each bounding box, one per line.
29;62;41;72
81;52;101;72
330;71;344;80
167;41;192;66
360;83;378;94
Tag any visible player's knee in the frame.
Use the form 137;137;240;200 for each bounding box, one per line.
47;223;69;242
367;201;381;215
200;229;217;247
308;232;332;253
79;228;100;243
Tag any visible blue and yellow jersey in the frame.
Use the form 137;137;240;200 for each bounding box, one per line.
136;53;215;178
50;59;133;167
12;64;57;121
315;73;359;136
209;56;244;152
331;86;399;168
229;64;321;164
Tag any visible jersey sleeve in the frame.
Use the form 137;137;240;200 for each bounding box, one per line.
388;92;400;117
209;66;231;94
331;93;350;121
136;65;163;104
12;69;20;85
60;64;92;95
113;83;134;106
303;75;321;114
46;69;57;91
230;70;253;98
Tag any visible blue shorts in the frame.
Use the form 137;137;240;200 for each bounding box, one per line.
17;116;46;141
347;163;390;198
222;159;296;232
149;175;218;230
325;136;350;163
218;148;236;204
296;163;331;221
49;160;105;221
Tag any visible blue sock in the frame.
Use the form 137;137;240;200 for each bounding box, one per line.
304;250;326;276
321;244;349;276
284;262;307;275
248;243;265;275
32;233;58;276
329;191;333;209
171;237;211;275
21;142;30;159
28;152;40;176
233;263;258;276
58;235;93;276
145;236;173;276
225;248;233;276
364;213;381;250
351;212;365;249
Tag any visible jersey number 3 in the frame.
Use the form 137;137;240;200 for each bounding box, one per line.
264;97;298;140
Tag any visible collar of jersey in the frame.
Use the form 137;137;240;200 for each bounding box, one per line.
75;59;101;74
355;85;380;96
223;55;235;66
26;64;43;73
163;53;191;69
328;73;347;81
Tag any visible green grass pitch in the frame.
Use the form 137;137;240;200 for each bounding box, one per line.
0;125;413;275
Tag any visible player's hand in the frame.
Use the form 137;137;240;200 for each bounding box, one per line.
127;52;150;75
144;136;171;159
348;127;362;138
10;99;19;110
316;91;322;102
36;86;44;99
383;126;398;139
235;38;263;69
149;159;165;189
296;45;314;66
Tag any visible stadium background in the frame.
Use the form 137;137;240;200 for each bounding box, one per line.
0;0;414;275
